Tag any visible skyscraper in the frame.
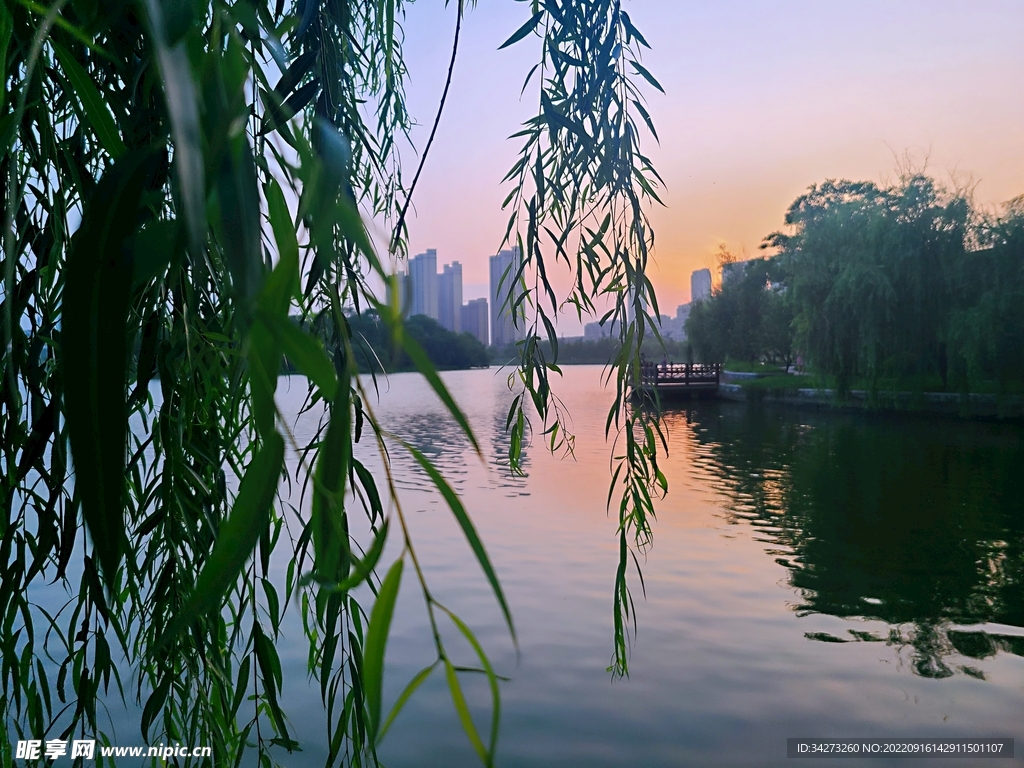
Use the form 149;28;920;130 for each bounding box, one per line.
489;247;523;347
668;302;691;341
461;298;488;346
691;268;712;302
408;249;438;319
583;318;619;340
437;261;463;333
387;269;412;316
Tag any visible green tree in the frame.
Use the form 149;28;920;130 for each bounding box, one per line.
684;297;723;363
0;0;664;765
683;256;792;366
760;283;794;367
348;312;488;371
766;175;970;394
948;197;1024;393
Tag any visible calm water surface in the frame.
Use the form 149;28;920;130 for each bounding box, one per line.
272;365;1024;767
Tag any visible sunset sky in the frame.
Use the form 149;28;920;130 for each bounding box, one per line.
386;0;1024;335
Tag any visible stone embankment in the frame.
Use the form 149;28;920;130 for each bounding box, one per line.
718;372;1024;420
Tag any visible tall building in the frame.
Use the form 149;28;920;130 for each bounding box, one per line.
583;319;619;340
387;269;413;316
437;261;463;333
665;303;691;341
489;247;523;347
691;268;712;302
461;298;488;346
408;249;438;319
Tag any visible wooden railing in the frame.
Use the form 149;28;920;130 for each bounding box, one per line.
639;362;721;386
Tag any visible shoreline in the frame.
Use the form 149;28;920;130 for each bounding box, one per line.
717;381;1024;421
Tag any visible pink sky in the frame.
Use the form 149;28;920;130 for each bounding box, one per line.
386;0;1024;335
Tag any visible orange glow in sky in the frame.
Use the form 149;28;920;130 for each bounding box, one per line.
389;1;1023;334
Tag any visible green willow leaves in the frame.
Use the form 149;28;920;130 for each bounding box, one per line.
498;0;666;676
0;0;663;766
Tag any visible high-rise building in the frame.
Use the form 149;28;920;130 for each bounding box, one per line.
489;247;523;347
664;302;691;341
584;319;619;341
408;249;438;319
461;298;488;346
438;261;463;333
691;268;712;302
387;269;413;316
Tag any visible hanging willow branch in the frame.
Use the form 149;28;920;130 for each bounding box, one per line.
499;0;667;676
0;0;663;765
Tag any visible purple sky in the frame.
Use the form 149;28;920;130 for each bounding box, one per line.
384;0;1023;334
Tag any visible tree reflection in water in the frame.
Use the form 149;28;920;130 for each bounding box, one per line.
665;401;1024;680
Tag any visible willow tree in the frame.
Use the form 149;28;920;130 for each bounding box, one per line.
766;175;970;394
948;197;1024;393
0;0;665;765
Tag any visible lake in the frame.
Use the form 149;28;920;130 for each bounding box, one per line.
271;364;1024;767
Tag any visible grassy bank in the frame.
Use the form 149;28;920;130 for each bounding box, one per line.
729;370;1024;397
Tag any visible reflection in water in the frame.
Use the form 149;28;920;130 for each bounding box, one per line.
22;370;1019;767
273;369;1023;767
349;370;531;499
670;402;1024;679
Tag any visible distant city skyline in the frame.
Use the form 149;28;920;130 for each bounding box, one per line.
393;247;529;347
383;1;1023;335
394;258;773;344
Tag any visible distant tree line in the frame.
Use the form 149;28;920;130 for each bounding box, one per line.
686;174;1024;394
347;313;489;371
491;336;692;366
344;317;689;373
686;256;793;368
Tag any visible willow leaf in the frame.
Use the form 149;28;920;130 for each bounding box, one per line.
377;661;436;744
405;444;516;646
628;59;665;93
264;176;299;271
312;378;352;582
397;332;480;455
218;136;263;315
0;2;8;109
333;520;388;593
62;149;156;584
248;318;280;439
364;557;403;742
498;11;543;50
186;432;284;618
257;310;338;400
143;0;205;255
444;659;490;766
51;42;125;157
445;610;502;760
